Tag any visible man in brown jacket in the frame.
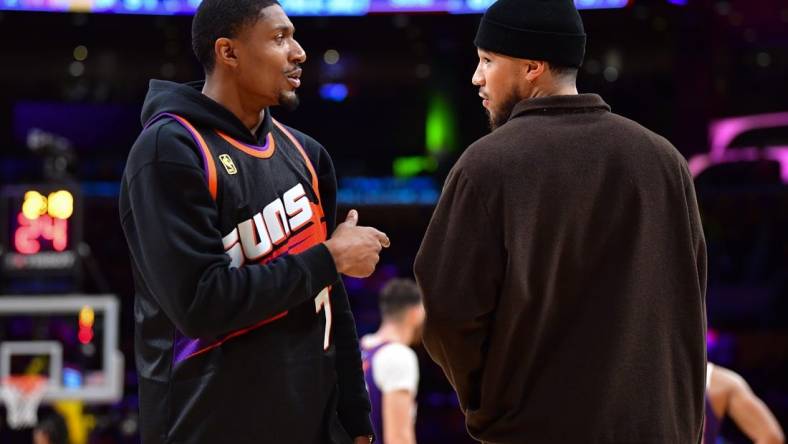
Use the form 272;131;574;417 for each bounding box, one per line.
414;0;708;443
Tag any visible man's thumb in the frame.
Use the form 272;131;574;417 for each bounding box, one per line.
345;209;358;226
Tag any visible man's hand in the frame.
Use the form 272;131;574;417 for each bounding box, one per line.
353;437;373;444
324;209;390;278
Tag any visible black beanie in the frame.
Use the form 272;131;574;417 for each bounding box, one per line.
474;0;587;68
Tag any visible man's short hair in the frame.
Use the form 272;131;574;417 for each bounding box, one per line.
549;63;579;83
191;0;280;73
379;278;422;321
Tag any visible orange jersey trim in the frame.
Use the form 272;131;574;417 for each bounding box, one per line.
215;130;276;159
169;114;218;200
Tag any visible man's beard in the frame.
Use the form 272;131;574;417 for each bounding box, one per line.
278;90;300;111
486;90;520;131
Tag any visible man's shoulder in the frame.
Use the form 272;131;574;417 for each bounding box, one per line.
272;121;334;175
360;334;380;350
604;112;687;168
452;132;508;185
606;111;672;142
460;116;558;166
274;121;325;155
375;343;418;366
124;118;202;181
372;342;419;388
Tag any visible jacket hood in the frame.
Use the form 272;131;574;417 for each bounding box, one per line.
140;79;272;143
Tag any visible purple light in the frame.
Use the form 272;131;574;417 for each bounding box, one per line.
709;112;788;159
666;0;688;5
707;328;719;349
319;83;349;102
688;111;788;183
0;0;630;15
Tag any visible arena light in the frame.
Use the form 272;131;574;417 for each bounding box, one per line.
393;156;437;178
0;0;630;15
426;94;457;154
78;305;95;345
14;214;69;254
20;189;74;221
337;177;440;205
323;49;340;65
63;368;83;389
79;305;95;328
688;112;788;183
22;191;47;220
319;83;349;102
2;184;82;277
14;189;72;254
47;190;74;219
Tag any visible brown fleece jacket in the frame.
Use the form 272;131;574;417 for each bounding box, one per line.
415;94;707;444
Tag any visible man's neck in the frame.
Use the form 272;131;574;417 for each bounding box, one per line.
529;81;579;99
375;322;413;346
202;76;265;134
527;77;577;99
250;114;265;135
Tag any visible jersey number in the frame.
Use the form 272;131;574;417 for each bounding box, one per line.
314;288;332;350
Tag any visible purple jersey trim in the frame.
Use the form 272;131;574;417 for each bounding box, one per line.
173;333;213;364
223;131;273;152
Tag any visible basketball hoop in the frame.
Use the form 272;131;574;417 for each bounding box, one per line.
0;375;48;429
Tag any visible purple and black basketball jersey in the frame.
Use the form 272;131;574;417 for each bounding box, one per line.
123;80;373;444
362;340;391;443
704;396;721;444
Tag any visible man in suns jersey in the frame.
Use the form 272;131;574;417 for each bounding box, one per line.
119;1;387;442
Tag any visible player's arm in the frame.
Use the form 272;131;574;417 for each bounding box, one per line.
414;166;502;412
718;367;785;444
312;141;375;440
382;390;417;444
374;345;419;444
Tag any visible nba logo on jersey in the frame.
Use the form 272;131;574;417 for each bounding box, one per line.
218;154;238;175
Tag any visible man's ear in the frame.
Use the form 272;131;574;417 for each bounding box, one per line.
523;59;546;82
214;37;239;69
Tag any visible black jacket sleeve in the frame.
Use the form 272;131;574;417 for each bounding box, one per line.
310;137;374;439
119;122;339;339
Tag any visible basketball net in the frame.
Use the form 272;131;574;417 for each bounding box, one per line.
1;375;47;429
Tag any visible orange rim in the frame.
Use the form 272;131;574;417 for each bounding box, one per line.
2;375;47;394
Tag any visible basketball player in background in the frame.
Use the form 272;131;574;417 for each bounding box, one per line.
705;363;784;444
361;278;424;444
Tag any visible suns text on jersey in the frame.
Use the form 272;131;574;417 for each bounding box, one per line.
221;182;313;267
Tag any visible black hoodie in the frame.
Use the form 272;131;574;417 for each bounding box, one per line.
120;80;373;444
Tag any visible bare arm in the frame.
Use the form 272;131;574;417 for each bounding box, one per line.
715;367;785;444
382;389;417;444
